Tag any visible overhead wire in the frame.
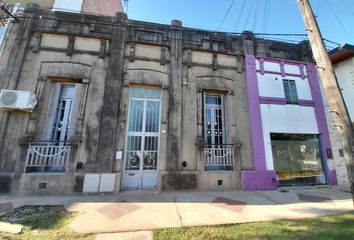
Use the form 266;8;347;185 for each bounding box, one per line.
265;0;271;32
323;0;353;43
251;0;260;31
0;6;342;49
0;13;317;37
0;11;343;52
216;0;236;30
234;0;246;31
242;0;255;31
323;38;341;46
262;0;267;32
339;0;354;19
262;0;271;33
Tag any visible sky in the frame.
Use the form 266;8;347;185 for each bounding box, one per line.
125;0;354;50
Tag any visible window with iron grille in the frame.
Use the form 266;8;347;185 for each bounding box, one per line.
204;95;224;146
25;84;76;173
283;79;298;104
203;94;234;171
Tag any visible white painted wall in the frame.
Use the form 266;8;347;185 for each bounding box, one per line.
53;0;83;13
260;104;319;170
257;72;312;100
255;60;312;100
333;57;354;122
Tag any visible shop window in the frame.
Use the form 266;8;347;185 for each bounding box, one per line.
271;133;327;186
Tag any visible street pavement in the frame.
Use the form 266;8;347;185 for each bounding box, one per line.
0;186;353;237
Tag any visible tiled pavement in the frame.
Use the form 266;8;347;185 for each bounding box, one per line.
0;187;353;234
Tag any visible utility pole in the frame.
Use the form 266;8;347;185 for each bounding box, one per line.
297;0;354;204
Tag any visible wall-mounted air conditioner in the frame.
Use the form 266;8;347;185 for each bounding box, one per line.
0;90;37;112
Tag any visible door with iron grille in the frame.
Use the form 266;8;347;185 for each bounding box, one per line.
122;88;161;189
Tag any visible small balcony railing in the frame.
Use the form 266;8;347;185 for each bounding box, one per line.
25;141;70;173
203;144;234;170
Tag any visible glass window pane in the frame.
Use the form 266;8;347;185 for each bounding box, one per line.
271;134;326;186
206;96;217;105
283;79;298;104
128;100;144;132
145;101;160;133
204;95;224;146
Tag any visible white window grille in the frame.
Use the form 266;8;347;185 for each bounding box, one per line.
25;141;70;173
122;88;161;189
125;89;161;172
204;145;234;169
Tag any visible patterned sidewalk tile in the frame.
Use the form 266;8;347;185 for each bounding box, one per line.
210;197;247;214
96;201;141;220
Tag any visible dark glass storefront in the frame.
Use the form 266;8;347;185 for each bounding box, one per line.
271;133;327;186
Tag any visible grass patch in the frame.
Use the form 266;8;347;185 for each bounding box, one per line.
0;205;93;240
155;212;354;240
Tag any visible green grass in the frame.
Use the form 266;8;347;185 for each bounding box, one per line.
154;212;354;240
0;206;93;240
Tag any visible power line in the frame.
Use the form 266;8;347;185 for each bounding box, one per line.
262;0;270;32
323;0;353;43
0;13;318;39
242;0;255;31
251;0;260;31
1;8;342;49
323;38;341;46
234;0;246;31
217;0;236;30
339;0;354;19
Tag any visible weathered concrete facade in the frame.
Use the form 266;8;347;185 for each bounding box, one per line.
0;5;322;195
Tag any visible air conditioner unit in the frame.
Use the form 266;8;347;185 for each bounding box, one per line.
0;90;37;112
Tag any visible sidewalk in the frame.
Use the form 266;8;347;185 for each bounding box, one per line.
0;187;353;235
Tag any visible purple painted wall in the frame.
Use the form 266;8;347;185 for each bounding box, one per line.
243;55;337;190
245;55;267;172
243;55;277;191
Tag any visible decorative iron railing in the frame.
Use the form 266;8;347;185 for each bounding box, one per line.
25;141;70;173
203;144;234;169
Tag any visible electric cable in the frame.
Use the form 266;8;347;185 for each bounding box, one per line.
234;0;246;31
217;0;236;30
0;8;341;49
251;0;260;31
324;0;353;43
242;0;255;31
339;0;354;19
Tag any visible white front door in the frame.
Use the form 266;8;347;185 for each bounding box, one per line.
122;88;161;189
